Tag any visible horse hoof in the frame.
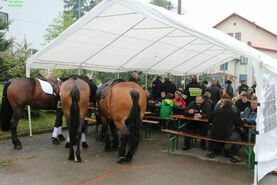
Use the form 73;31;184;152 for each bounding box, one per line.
104;147;113;152
68;155;74;161
76;157;82;162
82;142;89;149
58;134;66;141
65;142;71;148
13;141;22;150
51;137;60;145
117;157;126;164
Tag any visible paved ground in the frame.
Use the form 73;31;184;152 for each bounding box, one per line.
0;129;276;185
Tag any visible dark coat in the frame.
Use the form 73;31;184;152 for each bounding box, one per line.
235;99;250;112
207;85;221;106
209;107;243;139
185;101;211;119
238;84;249;94
152;79;162;99
183;82;203;104
160;81;177;95
226;84;234;98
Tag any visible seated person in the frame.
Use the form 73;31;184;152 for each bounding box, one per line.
242;97;258;125
207;99;243;162
155;91;166;106
182;95;211;151
235;93;250;112
160;94;179;129
146;90;158;116
173;91;186;115
203;92;214;112
214;93;240;115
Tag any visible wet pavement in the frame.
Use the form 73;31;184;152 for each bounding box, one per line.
0;129;276;185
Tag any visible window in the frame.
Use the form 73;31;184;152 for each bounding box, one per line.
0;11;8;30
239;74;247;81
220;62;228;71
235;32;241;40
240;56;248;65
227;33;233;37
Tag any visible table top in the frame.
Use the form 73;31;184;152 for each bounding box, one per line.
170;114;208;123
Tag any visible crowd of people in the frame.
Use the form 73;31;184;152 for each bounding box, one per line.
147;76;258;163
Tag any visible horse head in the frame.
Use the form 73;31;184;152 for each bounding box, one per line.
47;76;62;96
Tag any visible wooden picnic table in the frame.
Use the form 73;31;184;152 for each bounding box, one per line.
170;114;208;123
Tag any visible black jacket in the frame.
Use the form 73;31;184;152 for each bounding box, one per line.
238;84;249;94
207;85;221;106
209;107;243;139
183;82;203;104
160;81;177;95
185;101;211;119
235;99;250;112
226;85;234;98
152;79;162;99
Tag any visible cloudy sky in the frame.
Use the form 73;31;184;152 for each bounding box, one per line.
145;0;277;34
1;0;276;50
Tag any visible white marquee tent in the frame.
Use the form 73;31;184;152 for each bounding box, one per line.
25;0;277;183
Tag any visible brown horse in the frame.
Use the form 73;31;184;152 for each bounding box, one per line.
60;77;90;162
0;77;61;149
97;82;147;164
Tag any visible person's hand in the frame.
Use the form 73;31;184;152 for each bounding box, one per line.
194;113;202;119
188;109;194;114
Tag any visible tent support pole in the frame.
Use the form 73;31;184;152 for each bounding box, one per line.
26;66;32;136
145;73;148;90
117;71;120;78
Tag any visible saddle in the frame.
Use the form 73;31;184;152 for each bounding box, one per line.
96;79;125;102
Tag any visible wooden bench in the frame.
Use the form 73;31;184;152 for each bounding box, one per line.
142;119;160;138
162;129;255;169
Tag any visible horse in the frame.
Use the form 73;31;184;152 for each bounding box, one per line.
0;77;61;150
97;81;147;164
52;75;97;149
60;76;90;162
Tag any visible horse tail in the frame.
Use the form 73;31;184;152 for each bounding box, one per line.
69;87;80;145
0;82;13;131
128;89;141;153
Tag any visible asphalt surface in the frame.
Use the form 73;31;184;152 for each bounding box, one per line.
0;129;276;185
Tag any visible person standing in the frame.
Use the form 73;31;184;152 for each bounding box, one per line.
202;80;208;93
225;80;234;98
183;77;203;105
152;76;162;100
206;80;221;108
238;80;249;94
251;81;257;93
129;71;140;84
160;77;177;96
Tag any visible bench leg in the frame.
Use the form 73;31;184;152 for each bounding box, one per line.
246;146;255;170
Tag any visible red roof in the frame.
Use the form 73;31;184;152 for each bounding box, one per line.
214;13;277;38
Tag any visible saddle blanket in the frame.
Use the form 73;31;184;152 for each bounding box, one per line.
37;78;55;95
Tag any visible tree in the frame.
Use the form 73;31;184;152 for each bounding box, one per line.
0;17;13;81
151;0;173;10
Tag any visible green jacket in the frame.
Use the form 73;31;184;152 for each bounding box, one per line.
160;99;179;119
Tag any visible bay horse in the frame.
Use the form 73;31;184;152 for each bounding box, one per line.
0;77;61;149
60;76;90;162
97;81;147;164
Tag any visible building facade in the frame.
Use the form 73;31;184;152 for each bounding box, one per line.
210;13;277;91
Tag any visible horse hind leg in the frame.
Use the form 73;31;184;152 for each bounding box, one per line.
10;111;22;150
51;107;64;145
117;123;130;164
81;123;89;149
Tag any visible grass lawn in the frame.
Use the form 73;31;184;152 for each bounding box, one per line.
0;84;57;138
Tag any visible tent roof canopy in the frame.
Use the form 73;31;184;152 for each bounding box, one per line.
26;0;277;75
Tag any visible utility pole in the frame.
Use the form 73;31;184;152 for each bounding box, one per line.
178;0;182;15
